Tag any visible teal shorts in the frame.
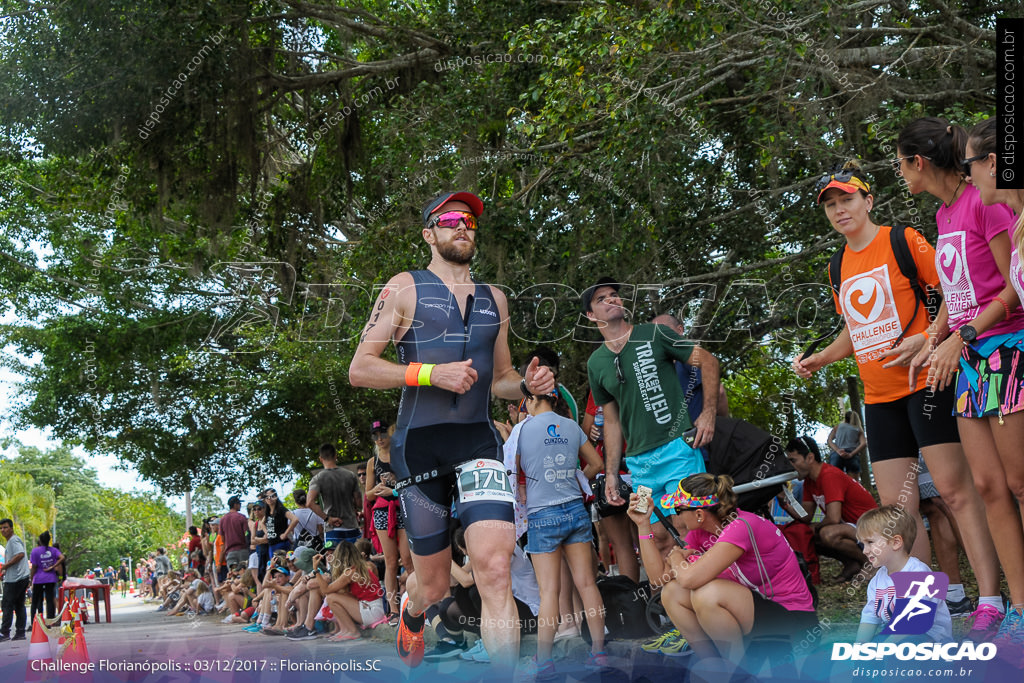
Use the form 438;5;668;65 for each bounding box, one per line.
625;437;706;522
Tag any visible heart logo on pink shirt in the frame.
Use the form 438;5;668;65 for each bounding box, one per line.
938;244;963;286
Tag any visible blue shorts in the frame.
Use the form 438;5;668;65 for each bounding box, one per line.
526;500;593;554
625;437;706;522
325;528;360;546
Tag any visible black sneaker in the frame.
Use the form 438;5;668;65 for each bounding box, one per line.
0;634;9;643
423;640;464;661
947;596;974;616
11;633;26;641
286;625;319;641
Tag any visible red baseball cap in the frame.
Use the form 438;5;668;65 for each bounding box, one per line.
422;192;484;225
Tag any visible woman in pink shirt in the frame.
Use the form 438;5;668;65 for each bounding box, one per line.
627;473;816;662
900;116;1024;642
964;117;1024;330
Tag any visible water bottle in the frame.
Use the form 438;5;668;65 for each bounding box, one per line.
594;410;604;442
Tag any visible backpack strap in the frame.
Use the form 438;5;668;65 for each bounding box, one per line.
801;248;845;361
890;226;927;309
828;248;844;298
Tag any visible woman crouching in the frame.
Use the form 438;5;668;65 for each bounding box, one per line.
628;473;816;661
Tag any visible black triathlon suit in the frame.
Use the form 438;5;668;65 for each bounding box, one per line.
392;269;512;555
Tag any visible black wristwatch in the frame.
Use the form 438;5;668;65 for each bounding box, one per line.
520;379;532;397
958;325;978;344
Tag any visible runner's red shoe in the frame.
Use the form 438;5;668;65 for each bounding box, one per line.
396;593;425;667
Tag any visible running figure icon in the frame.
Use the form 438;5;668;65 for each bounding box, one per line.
888;575;939;630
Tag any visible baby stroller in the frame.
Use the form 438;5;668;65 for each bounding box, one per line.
645;417;811;637
705;416;796;515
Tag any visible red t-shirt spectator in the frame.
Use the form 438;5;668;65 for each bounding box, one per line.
802;463;878;523
187;534;202;568
219;510;249;553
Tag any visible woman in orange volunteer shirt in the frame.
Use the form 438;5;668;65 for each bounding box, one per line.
792;162;999;610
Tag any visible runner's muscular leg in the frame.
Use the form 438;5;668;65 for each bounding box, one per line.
465;519;518;667
404;547;454;616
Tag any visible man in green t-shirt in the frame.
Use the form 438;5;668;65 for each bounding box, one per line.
582;277;721;559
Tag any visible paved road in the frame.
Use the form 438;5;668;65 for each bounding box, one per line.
11;593;1011;682
0;594;684;683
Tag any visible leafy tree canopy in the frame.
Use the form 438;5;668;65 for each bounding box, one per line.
4;443;184;573
0;0;1007;491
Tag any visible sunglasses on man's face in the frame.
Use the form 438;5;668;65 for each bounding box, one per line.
430;210;478;231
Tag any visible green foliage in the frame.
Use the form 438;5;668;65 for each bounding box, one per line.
5;443;184;574
0;469;55;538
0;0;1010;492
191;485;223;522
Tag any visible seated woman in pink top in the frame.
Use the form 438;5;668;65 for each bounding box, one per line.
628;473;816;661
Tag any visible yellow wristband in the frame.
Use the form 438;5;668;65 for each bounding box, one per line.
417;363;435;386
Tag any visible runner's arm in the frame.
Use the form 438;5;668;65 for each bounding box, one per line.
349;275;414;389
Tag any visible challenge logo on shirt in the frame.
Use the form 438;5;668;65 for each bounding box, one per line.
936;232;978;315
841;265;901;362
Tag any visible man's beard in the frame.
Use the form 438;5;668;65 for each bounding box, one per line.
436;238;475;264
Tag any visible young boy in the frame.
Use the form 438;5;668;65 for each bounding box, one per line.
856;505;952;642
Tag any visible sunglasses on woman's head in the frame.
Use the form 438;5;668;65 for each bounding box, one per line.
430;210;478;230
814;169;862;191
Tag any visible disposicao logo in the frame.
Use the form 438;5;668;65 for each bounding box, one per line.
885;572;947;635
832;571;996;662
831;642;995;662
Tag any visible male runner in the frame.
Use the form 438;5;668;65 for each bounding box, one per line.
349;191;553;668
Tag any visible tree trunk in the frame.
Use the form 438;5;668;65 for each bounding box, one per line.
847;377;871;489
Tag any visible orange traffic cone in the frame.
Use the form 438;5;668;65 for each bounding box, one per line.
56;602;72;652
25;616;53;681
60;621;93;683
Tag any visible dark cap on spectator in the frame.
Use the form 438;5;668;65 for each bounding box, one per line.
370;419;389;434
227;495;241;509
422;191;484;226
580;276;621;313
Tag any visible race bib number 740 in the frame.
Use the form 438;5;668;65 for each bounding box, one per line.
456;459;515;504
